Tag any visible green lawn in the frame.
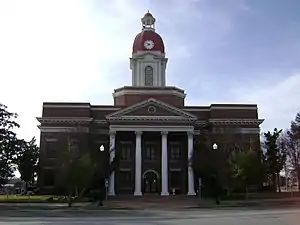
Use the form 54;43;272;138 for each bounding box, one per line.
0;194;52;201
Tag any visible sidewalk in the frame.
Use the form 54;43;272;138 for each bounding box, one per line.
0;198;299;211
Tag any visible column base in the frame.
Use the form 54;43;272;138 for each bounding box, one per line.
161;192;169;196
134;191;143;196
107;192;116;196
108;192;115;196
187;191;196;196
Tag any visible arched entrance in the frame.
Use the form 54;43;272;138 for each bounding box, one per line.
143;170;159;194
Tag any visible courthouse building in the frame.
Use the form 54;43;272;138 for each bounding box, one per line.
37;12;264;195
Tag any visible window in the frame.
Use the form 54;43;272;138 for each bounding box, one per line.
121;145;132;161
144;65;153;86
45;141;57;158
43;169;55;186
170;144;181;161
119;171;131;187
145;145;156;161
170;171;181;190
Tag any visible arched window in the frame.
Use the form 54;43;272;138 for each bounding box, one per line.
144;65;153;86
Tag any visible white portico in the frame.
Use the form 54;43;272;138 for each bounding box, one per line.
107;125;196;196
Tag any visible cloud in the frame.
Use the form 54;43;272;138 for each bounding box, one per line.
230;73;300;132
0;0;298;145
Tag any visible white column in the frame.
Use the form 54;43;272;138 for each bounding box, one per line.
161;131;169;196
108;131;116;196
187;131;196;195
134;131;143;196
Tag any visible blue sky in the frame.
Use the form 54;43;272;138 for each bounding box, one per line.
0;0;299;142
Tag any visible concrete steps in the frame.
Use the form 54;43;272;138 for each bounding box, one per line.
106;194;199;209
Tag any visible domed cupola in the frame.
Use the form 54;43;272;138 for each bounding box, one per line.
130;12;168;87
132;11;165;54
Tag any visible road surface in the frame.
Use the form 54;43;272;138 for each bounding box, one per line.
0;207;299;224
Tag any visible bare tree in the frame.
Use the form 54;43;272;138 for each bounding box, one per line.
281;114;300;191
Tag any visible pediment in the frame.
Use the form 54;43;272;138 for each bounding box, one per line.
106;98;197;121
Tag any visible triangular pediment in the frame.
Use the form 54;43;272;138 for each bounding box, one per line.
106;98;197;121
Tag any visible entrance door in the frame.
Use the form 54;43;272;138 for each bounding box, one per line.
143;170;159;194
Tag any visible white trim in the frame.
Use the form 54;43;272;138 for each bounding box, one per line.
143;169;160;179
107;116;195;123
109;125;194;132
37;117;92;124
209;119;264;125
39;126;89;133
43;104;90;108
106;98;197;119
132;51;165;58
113;88;186;98
93;120;108;125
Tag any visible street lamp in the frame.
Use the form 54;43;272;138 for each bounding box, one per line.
99;144;108;201
212;143;218;150
212;142;221;204
99;145;104;152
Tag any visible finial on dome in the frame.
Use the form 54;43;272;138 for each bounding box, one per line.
141;11;156;31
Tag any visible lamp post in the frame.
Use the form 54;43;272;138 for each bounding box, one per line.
212;142;220;204
99;145;108;201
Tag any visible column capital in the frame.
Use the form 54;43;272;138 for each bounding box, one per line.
109;130;116;135
135;131;143;135
161;131;168;136
187;131;194;136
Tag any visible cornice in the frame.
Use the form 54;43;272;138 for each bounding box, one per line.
36;117;92;125
107;116;196;123
38;126;89;133
194;119;264;126
113;88;186;98
209;119;264;125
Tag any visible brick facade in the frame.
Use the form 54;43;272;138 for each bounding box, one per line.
37;94;263;195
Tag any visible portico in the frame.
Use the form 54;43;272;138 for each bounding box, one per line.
107;125;196;196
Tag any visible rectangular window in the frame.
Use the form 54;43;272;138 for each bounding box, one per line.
119;171;131;187
45;141;57;158
170;144;181;161
121;144;132;161
170;171;181;190
43;169;55;186
145;145;156;161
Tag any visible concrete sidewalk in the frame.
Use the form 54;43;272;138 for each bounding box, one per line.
0;198;299;211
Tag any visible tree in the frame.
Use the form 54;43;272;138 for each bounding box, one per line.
0;103;20;186
63;135;93;207
282;112;300;190
65;153;92;206
192;122;229;200
15;137;39;191
264;128;286;191
230;149;263;198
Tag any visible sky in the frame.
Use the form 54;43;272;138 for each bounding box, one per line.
0;0;300;144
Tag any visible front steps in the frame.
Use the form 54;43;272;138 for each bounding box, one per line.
105;194;199;209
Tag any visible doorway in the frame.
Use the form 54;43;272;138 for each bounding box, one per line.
143;170;159;194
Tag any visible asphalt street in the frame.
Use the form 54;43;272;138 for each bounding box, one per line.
0;208;299;224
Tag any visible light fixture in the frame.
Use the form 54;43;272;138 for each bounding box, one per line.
212;143;218;150
100;145;104;152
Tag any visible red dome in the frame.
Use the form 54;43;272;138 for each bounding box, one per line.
132;30;165;53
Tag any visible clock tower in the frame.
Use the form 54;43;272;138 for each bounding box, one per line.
130;12;168;87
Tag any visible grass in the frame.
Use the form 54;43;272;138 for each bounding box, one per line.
0;194;53;202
